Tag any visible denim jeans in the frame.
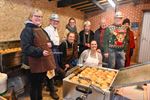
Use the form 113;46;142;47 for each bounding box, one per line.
108;48;125;69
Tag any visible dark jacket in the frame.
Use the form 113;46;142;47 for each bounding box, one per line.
79;30;94;55
59;40;78;69
20;22;56;73
94;27;106;52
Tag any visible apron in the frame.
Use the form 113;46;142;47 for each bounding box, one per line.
65;41;74;62
84;51;99;66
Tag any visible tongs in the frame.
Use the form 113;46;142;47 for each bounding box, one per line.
78;76;105;95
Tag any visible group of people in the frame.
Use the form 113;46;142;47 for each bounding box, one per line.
20;8;135;100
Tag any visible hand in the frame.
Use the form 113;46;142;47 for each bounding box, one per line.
97;49;101;53
43;50;49;56
104;53;109;58
64;64;70;71
47;42;52;48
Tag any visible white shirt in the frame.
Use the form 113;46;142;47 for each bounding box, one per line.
78;49;102;67
44;25;60;46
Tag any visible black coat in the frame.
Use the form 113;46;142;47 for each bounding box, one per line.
78;30;94;55
20;23;50;65
94;27;106;52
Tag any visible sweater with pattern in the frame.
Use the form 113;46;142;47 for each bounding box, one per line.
103;24;129;53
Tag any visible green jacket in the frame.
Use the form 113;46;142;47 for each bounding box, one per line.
103;24;129;53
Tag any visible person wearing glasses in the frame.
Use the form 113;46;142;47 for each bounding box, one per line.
20;9;56;100
103;11;129;69
44;13;60;99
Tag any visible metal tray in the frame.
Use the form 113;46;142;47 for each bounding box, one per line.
111;62;150;89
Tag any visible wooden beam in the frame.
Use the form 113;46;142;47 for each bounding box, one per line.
92;0;105;10
84;8;100;13
71;1;92;8
83;7;100;12
76;4;95;9
57;0;87;7
81;7;98;11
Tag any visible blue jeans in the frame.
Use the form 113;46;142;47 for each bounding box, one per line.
108;48;125;69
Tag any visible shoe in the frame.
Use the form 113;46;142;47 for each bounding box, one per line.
50;92;59;100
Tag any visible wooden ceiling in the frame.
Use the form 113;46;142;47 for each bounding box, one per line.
57;0;150;14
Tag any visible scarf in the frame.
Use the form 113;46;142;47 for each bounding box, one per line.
66;24;77;33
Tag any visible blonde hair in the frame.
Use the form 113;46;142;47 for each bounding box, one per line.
28;9;43;20
84;21;91;26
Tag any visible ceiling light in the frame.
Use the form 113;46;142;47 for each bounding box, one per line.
108;0;116;8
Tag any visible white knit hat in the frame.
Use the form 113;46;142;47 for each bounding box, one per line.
115;11;123;18
50;13;59;21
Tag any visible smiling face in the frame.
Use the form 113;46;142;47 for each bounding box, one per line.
84;25;91;32
114;17;122;25
50;19;59;28
90;40;98;51
29;9;43;26
69;19;76;28
67;33;75;43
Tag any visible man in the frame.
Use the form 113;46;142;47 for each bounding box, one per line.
103;11;128;69
94;18;108;66
44;13;60;100
79;21;94;55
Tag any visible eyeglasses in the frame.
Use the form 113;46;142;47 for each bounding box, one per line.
33;15;43;18
70;21;75;23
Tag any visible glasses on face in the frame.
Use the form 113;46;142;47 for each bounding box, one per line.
33;15;43;18
70;21;75;23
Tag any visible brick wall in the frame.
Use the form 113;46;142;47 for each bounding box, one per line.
0;0;84;41
87;3;150;62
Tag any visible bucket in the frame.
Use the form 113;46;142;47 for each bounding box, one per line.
0;73;7;94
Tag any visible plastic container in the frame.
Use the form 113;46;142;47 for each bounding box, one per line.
0;72;7;94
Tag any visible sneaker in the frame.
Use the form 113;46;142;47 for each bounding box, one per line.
50;92;59;100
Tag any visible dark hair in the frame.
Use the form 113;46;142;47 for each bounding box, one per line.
67;32;75;38
122;18;130;25
90;40;97;44
68;17;76;23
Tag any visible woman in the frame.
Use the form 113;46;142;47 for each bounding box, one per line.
59;32;78;72
20;9;57;100
63;17;78;41
122;18;135;67
78;40;102;67
79;21;94;55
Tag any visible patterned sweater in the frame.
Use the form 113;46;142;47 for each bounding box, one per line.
103;24;129;53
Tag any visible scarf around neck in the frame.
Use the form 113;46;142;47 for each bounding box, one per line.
66;24;77;33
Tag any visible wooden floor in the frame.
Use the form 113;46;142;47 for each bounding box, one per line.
18;86;63;100
17;85;146;100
